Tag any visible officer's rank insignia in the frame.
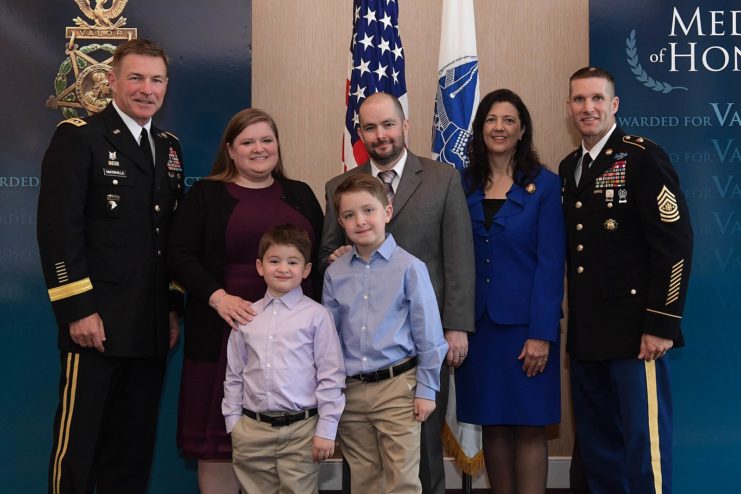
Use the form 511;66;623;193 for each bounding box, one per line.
166;147;182;172
525;183;536;194
657;185;680;222
604;218;618;231
46;1;138;118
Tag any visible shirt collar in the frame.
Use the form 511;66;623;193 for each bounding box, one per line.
581;123;616;161
351;233;397;263
370;148;407;180
264;285;304;310
112;100;152;141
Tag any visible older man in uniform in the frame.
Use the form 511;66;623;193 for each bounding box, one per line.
321;92;474;493
37;39;184;494
559;66;693;494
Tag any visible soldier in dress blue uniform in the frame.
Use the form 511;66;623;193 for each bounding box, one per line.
37;39;185;494
559;67;693;494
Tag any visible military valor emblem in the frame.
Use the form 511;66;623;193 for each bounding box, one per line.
46;0;137;118
604;218;618;231
657;185;680;223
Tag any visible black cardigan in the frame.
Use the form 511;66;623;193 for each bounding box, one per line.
167;176;324;361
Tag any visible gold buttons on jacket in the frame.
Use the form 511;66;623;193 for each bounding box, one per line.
577;266;584;274
154;204;161;212
575;201;582;208
576;224;583;231
577;244;584;252
630;289;637;295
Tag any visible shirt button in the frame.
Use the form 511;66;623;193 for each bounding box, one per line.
269;335;273;340
157;250;162;256
630;289;637;295
363;294;368;300
154;204;161;212
361;326;366;331
607;202;614;208
575;201;582;208
576;244;584;252
485;258;491;264
484;239;489;243
485;278;490;283
576;223;583;231
365;265;370;269
577;266;584;274
267;363;271;368
273;310;277;315
362;357;367;362
155;227;160;234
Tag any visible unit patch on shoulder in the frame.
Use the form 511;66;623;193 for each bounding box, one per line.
657;185;680;223
57;118;87;128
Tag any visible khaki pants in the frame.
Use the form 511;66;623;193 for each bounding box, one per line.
339;369;422;494
231;414;319;494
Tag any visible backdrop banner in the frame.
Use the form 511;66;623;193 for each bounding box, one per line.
0;1;251;491
589;1;740;491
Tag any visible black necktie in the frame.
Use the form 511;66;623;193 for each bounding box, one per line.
575;153;592;185
139;128;154;167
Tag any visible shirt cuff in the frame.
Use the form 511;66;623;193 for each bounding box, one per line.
415;382;436;401
224;414;240;434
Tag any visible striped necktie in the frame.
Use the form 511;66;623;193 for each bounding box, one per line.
378;169;396;203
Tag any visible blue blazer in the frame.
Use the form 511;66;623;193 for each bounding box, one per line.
466;168;565;342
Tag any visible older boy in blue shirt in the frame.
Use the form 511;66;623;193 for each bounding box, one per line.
223;225;345;494
323;174;448;494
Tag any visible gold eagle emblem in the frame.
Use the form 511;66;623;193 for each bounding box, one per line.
73;0;129;29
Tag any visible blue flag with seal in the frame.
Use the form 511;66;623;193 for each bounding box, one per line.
431;0;479;171
432;0;484;476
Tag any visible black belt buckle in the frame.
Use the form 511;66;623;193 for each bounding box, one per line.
357;369;386;383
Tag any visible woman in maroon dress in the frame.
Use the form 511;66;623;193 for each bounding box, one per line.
168;108;323;492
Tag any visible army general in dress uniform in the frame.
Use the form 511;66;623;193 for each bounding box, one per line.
37;39;184;494
559;67;693;494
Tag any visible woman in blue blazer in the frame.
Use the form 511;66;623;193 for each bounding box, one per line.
455;89;565;493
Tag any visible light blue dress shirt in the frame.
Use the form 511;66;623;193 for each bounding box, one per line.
222;286;346;440
323;234;448;400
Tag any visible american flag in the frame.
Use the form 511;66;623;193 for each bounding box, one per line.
343;0;408;170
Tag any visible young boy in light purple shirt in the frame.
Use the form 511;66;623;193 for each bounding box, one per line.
222;224;345;494
322;175;448;494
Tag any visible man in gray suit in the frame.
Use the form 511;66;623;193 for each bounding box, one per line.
321;92;475;493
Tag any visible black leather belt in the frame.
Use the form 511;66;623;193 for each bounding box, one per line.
242;408;318;428
348;357;417;383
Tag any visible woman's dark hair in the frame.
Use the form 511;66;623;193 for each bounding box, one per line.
464;89;541;193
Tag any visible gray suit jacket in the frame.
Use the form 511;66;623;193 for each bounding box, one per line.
320;151;475;332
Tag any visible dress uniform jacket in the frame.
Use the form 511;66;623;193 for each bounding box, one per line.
559;127;693;361
37;104;185;358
